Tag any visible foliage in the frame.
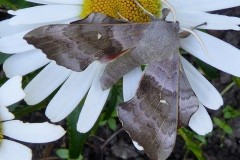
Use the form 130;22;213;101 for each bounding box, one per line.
0;0;31;10
178;128;206;160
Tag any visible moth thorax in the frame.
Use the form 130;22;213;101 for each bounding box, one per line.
81;0;161;22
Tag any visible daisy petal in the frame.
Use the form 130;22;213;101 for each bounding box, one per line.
176;11;240;30
181;57;223;110
123;67;142;102
9;5;82;25
2;120;66;143
0;76;25;107
171;0;240;12
24;62;71;105
0;107;15;121
0;19;38;37
77;63;111;133
0;17;80;37
27;0;84;5
189;104;213;135
3;50;50;78
46;62;99;122
132;140;144;151
0;139;32;160
0;31;34;54
181;30;240;77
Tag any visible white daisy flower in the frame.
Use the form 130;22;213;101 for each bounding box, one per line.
0;76;66;160
0;0;239;136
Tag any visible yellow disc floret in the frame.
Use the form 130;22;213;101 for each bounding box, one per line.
81;0;161;22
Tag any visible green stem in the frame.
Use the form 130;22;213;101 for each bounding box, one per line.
221;82;235;96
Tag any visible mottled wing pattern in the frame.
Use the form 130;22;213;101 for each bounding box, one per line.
178;65;199;127
100;21;180;90
24;13;149;71
118;53;180;160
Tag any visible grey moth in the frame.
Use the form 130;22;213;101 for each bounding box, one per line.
24;13;199;160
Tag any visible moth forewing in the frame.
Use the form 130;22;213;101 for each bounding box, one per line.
23;13;150;72
118;53;180;160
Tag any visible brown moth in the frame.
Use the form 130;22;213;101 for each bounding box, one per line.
24;13;199;160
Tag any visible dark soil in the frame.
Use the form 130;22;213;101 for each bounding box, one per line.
1;6;240;160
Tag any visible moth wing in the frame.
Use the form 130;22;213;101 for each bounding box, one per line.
118;53;180;160
24;14;149;72
178;64;199;127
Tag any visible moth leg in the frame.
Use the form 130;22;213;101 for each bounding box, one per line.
116;11;131;22
179;27;209;57
162;0;177;22
161;8;170;21
179;22;208;38
133;0;157;20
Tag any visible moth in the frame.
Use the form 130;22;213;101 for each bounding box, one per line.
24;12;199;160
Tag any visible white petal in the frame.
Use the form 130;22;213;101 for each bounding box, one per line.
3;50;50;78
0;139;32;160
9;5;82;25
189;104;213;135
2;120;66;143
77;63;111;133
181;30;240;77
123;67;142;102
27;0;84;5
132;140;144;151
0;76;25;107
0;17;80;37
0;19;39;37
0;31;34;54
176;11;240;30
170;0;240;11
24;62;71;105
46;62;99;122
181;57;223;110
0;107;15;121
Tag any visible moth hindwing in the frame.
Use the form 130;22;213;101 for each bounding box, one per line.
118;53;199;160
24;12;199;160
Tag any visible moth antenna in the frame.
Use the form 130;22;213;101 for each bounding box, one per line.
133;0;157;19
180;28;210;58
117;12;130;22
162;0;177;22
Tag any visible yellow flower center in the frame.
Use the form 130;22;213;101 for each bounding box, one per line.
81;0;161;22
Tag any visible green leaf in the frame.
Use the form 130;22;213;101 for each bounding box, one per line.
178;128;206;160
67;102;90;159
0;0;31;10
56;149;83;160
107;117;117;131
213;117;233;134
0;53;10;65
222;105;240;119
102;85;119;121
12;101;47;118
56;149;69;159
233;77;240;87
195;59;218;79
